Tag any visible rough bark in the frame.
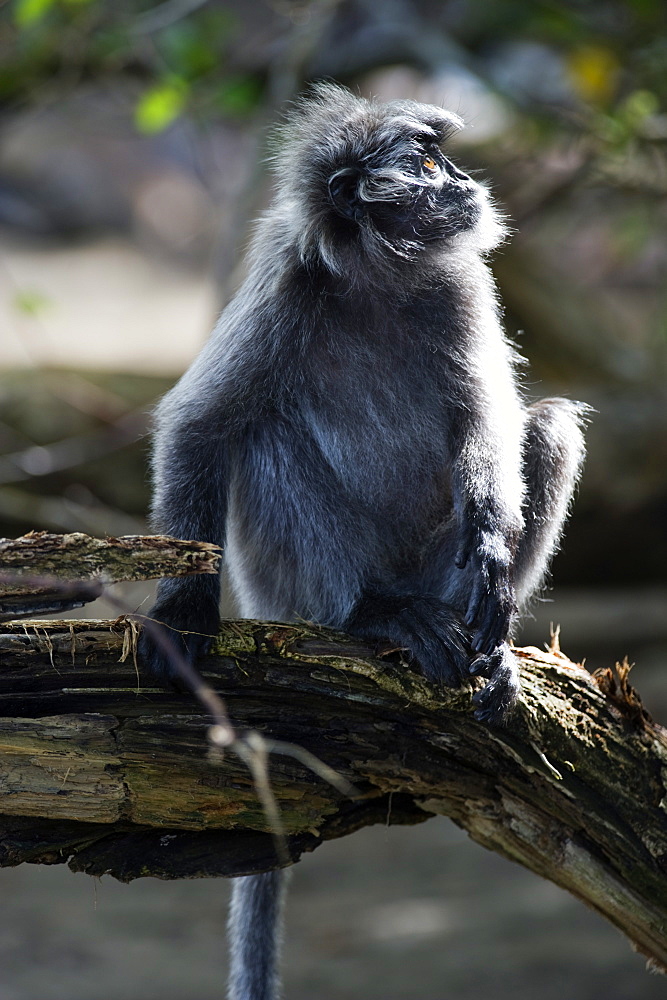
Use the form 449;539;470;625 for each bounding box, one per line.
0;616;665;971
0;531;221;618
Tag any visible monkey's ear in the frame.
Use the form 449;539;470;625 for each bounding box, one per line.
328;167;363;222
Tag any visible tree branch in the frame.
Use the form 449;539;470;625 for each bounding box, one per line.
0;531;221;618
0;616;665;971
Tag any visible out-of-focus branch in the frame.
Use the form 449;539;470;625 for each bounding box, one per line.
0;409;148;486
0;530;220;618
0;485;146;537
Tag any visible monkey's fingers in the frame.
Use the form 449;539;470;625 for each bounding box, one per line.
472;644;519;725
463;572;486;626
455;545;470;570
466;549;515;654
472;595;514;655
469;652;494;677
454;524;476;569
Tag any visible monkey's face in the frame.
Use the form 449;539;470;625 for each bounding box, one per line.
275;85;505;277
326;136;482;243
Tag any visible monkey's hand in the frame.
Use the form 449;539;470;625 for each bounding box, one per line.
455;527;517;656
138;582;220;688
344;594;469;688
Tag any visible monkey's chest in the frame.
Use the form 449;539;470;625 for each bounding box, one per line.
298;391;452;520
229;404;451;609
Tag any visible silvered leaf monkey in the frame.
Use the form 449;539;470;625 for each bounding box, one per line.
140;83;587;1000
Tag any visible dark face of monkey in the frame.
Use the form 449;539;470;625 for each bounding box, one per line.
327;136;480;240
272;84;505;279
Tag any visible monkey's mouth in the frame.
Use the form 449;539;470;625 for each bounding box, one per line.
461;189;483;222
400;184;482;241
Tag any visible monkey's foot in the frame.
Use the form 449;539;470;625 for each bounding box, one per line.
344;593;468;688
469;643;519;725
137;597;219;689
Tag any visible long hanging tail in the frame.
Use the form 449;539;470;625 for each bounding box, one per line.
227;870;290;1000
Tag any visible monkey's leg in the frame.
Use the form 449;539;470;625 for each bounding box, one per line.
343;593;469;687
227;871;290;1000
138;426;228;685
513;397;588;606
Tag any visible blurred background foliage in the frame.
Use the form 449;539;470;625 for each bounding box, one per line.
1;0;666;592
1;5;667;999
0;0;666;587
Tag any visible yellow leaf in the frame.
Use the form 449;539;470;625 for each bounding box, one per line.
568;45;619;105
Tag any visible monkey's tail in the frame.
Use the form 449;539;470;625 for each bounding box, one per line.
227;870;290;1000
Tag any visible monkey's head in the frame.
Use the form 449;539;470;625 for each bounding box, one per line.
272;83;506;279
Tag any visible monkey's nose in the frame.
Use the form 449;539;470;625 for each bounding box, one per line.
328;167;364;221
442;158;471;184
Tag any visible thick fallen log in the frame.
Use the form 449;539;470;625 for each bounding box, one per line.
0;531;221;618
0;617;665;972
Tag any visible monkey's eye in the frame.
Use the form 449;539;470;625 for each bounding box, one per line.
422;154;439;173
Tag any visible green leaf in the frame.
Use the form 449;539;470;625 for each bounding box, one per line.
216;75;262;117
14;0;56;28
13;289;51;316
159;22;221;80
134;81;188;134
620;89;660;125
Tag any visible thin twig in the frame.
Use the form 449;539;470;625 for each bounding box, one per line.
234;732;289;867
263;738;358;799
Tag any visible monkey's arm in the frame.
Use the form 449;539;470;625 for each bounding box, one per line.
447;390;525;658
140;412;228;683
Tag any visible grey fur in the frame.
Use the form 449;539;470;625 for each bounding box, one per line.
227;872;290;1000
140;83;588;999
